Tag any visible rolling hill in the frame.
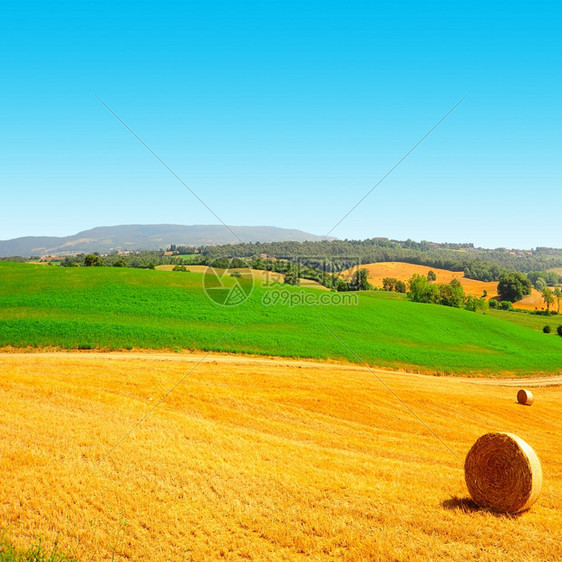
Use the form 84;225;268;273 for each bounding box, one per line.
0;262;560;374
0;224;334;257
1;259;561;558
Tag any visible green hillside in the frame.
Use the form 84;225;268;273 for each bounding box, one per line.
0;262;560;375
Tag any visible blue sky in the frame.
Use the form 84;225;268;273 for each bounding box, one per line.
1;1;560;248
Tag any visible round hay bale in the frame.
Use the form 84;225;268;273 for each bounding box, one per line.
464;432;542;513
517;389;534;406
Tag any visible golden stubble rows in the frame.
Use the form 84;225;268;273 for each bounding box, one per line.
1;353;561;560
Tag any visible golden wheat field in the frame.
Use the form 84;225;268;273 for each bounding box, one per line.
1;352;562;561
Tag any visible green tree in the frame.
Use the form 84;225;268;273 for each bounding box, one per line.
349;268;371;291
427;270;437;282
84;254;103;267
408;274;428;302
478;297;489;313
542;287;554;312
554;287;562;314
334;278;350;292
395;280;407;293
438;278;465;308
464;295;478;312
251;256;265;270
284;270;300;286
408;274;438;303
113;259;127;267
535;277;546;291
497;272;532;302
382;277;406;293
230;257;249;268
382;277;397;292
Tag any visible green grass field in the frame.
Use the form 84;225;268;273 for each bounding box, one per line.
0;262;561;375
176;253;197;262
488;308;562;333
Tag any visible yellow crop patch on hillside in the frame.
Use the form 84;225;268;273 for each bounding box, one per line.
516;289;555;312
343;262;549;310
1;353;561;560
342;261;494;297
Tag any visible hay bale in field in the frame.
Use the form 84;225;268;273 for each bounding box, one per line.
517;389;534;406
464;432;542;513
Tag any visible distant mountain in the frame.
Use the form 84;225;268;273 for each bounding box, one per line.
0;224;335;257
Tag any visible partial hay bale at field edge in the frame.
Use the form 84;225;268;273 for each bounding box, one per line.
464;433;542;513
517;389;534;405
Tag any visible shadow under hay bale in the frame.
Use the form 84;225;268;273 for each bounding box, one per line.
441;496;522;518
517;389;534;405
441;496;480;513
464;433;542;513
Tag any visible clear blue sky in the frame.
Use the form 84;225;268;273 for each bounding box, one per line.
1;1;560;248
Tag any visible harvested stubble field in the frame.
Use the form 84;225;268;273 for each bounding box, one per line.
1;352;561;561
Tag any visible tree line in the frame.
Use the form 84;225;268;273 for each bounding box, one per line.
198;238;562;282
